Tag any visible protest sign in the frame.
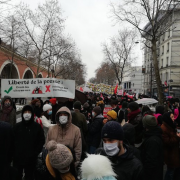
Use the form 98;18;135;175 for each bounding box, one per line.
103;106;112;118
1;78;75;99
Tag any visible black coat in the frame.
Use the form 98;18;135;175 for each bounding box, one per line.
96;144;143;180
0;121;13;180
13;105;45;165
87;114;104;148
140;127;163;180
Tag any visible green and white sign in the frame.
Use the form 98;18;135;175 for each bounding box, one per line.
1;78;75;99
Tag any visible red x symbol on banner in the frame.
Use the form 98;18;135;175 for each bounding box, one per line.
45;85;51;92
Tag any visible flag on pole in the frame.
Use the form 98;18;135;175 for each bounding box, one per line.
114;83;118;94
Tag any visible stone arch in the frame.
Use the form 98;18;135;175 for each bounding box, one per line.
38;72;43;78
22;68;34;79
0;60;20;79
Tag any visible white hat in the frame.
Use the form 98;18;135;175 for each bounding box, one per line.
43;104;52;112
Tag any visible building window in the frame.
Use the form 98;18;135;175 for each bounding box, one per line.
129;82;131;89
161;59;163;68
168;29;170;38
166;57;169;66
162;46;164;55
167;42;169;52
162;34;165;41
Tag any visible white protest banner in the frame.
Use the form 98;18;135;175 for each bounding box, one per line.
1;78;75;99
117;89;123;95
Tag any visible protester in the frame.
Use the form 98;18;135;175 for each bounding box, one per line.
119;101;128;123
87;106;104;154
73;101;88;141
122;123;141;160
13;105;45;180
31;98;42;118
127;102;143;146
103;110;117;125
72;101;88;160
0;121;15;180
141;115;163;180
43;99;50;105
96;96;104;114
0;96;16;127
41;104;55;139
96;121;143;180
154;105;164;126
81;154;117;180
161;112;180;180
46;106;82;167
49;98;59;124
43;140;77;180
110;99;120;118
141;105;151;116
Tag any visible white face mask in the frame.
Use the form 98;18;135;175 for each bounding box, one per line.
23;113;32;121
103;142;120;156
59;116;68;124
92;112;95;117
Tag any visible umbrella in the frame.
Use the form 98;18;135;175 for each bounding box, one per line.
135;98;158;105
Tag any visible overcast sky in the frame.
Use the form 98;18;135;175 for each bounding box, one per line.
9;0;142;80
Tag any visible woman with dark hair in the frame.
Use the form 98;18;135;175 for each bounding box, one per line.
154;105;164;126
141;106;151;116
161;112;180;180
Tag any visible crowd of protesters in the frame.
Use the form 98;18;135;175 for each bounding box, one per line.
1;93;180;180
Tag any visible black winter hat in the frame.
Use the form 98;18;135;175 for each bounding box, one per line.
73;101;81;110
128;102;139;111
101;121;124;141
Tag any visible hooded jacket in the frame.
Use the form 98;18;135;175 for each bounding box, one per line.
140;127;163;180
46;106;82;167
0;96;16;127
96;144;143;180
13;105;45;165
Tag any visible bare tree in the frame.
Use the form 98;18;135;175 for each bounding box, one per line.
95;62;116;85
111;0;180;104
0;13;23;78
103;28;137;85
17;0;64;77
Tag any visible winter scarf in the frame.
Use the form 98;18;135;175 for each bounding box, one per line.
127;109;141;121
1;106;13;122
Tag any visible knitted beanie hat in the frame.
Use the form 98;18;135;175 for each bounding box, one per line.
73;101;82;110
43;104;52;112
102;121;124;141
93;106;102;115
46;140;73;172
107;110;117;120
142;115;157;129
128;102;139;111
49;98;57;105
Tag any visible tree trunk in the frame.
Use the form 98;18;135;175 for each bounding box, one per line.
151;39;164;104
36;58;40;78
